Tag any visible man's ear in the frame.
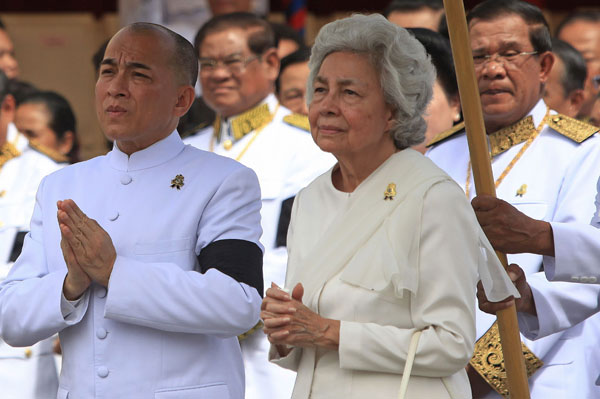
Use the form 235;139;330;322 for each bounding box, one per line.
58;130;76;156
263;48;280;82
538;51;555;83
174;85;196;118
567;88;585;115
1;94;16;118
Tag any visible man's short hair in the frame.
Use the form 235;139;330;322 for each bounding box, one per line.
555;10;600;36
552;38;587;96
7;79;37;105
270;22;305;51
467;0;552;54
194;12;276;57
125;23;198;87
383;0;443;18
0;69;8;103
275;46;311;94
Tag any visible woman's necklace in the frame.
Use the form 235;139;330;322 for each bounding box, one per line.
465;107;550;198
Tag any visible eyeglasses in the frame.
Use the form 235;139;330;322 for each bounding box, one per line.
472;51;538;68
199;54;260;75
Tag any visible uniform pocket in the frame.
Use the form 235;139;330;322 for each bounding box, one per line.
155;383;230;399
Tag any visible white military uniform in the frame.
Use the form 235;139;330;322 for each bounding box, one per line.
0;131;263;399
0;123;64;399
185;94;335;399
427;99;600;398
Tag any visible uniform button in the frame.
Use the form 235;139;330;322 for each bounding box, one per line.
589;277;597;283
571;276;580;282
120;174;132;185
96;327;108;339
96;287;107;298
108;211;119;221
97;366;109;378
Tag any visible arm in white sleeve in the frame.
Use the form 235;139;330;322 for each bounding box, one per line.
337;181;478;377
103;166;263;337
0;178;89;346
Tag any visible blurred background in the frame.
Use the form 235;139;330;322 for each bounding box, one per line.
1;0;598;159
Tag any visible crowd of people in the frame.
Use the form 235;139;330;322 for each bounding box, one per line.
0;0;599;398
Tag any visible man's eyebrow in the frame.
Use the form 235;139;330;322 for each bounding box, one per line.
100;58;152;71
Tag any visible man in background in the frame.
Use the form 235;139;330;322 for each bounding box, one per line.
543;38;587;118
186;12;333;399
557;11;600;125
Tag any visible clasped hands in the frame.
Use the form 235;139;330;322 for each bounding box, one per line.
58;199;116;300
261;282;340;357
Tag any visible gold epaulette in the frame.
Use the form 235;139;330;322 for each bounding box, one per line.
230;103;272;140
0;141;21;170
283;113;310;132
470;321;543;397
238;320;264;341
489;116;536;157
426;121;465;147
547;114;598;143
28;140;68;163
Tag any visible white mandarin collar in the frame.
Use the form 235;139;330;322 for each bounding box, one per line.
108;130;185;171
529;99;550;127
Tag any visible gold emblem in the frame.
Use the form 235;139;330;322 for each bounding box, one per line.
516;184;527;197
0;190;5;198
223;139;233;151
384;183;396;200
170;174;185;190
24;348;32;358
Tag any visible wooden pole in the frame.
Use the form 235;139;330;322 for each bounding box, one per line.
442;1;530;397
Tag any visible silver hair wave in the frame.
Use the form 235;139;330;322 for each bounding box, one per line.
307;13;436;149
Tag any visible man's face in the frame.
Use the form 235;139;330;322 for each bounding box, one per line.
278;61;309;115
0;29;18;79
543;57;571;116
469;14;552;132
95;29;184;154
199;28;278;118
558;21;600;118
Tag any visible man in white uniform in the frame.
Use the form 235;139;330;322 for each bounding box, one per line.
0;68;64;399
427;0;600;397
185;12;334;399
0;23;263;399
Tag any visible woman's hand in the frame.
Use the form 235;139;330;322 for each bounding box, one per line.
261;282;340;352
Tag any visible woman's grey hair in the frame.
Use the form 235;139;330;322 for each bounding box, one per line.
307;13;435;149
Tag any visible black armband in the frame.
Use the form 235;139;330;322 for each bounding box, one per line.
9;231;27;262
198;239;263;297
275;196;295;248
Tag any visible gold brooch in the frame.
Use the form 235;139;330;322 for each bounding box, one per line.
384;183;396;200
516;184;527;197
0;190;5;198
170;174;184;190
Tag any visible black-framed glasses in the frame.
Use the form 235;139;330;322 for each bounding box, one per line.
199;54;260;75
473;51;538;68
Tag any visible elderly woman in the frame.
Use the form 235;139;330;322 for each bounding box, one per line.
261;14;517;399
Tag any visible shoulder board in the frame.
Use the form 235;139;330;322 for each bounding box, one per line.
28;140;68;163
470;321;543;396
547;114;598;143
283;113;310;132
426;121;465;147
